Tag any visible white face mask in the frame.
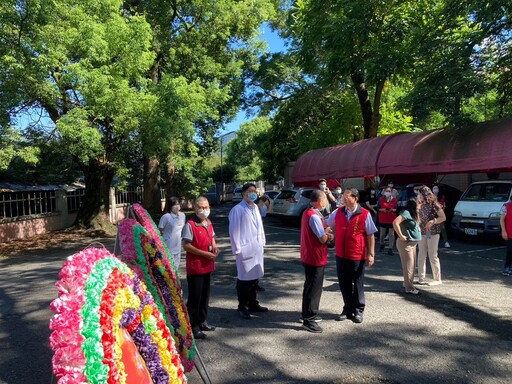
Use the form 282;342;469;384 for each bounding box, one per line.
433;188;439;194
197;209;210;219
384;192;391;198
319;185;326;191
335;189;342;195
171;205;180;214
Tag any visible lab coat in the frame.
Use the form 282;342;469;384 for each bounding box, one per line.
228;200;266;280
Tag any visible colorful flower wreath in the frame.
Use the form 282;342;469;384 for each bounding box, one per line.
118;216;195;373
49;247;186;384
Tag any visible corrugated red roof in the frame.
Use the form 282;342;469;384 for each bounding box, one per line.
292;119;512;187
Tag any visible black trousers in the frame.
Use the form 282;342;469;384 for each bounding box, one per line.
236;279;259;311
301;263;325;323
336;257;366;316
505;239;512;269
187;272;211;332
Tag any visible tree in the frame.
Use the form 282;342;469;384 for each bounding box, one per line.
225;117;271;181
125;0;279;212
1;0;155;229
291;0;423;138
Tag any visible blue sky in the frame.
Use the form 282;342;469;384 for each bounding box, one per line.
221;25;286;135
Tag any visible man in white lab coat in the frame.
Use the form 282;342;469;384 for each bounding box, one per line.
228;183;268;319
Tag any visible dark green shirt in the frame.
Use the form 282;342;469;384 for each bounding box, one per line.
399;210;421;241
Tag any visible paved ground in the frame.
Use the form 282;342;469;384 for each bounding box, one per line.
1;205;511;384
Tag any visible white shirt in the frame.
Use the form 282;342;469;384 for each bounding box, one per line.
158;212;186;255
326;204;378;234
228;200;266;280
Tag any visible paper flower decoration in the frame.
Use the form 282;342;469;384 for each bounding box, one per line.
118;216;195;373
49;247;186;384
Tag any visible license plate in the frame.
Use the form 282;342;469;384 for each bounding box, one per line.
464;228;478;235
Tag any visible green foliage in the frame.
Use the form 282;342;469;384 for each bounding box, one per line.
0;126;39;172
225;117;272;181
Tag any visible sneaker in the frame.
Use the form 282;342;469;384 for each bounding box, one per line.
299;316;322;323
302;322;323;333
417;279;429;286
502;268;511;276
428;280;442;286
387;248;394;256
444;242;451;248
237;309;251;319
406;289;421;295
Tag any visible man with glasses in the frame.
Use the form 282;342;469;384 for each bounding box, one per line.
325;188;377;324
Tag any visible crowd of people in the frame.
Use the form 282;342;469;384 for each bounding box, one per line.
157;179;508;337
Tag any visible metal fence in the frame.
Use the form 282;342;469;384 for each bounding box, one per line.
0;190;57;219
0;186;167;220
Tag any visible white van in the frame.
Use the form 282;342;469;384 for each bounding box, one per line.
451;180;512;236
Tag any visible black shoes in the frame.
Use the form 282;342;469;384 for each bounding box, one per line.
387;248;394;256
248;305;268;312
193;330;207;339
238;309;251;319
353;314;364;323
200;322;216;331
302;322;323;333
336;312;353;321
299;315;322;323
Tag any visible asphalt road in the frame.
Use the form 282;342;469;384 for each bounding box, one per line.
1;204;511;384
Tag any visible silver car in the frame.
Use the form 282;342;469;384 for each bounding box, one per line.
271;188;315;222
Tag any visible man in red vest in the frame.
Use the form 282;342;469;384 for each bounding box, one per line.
499;201;512;275
300;189;334;333
325;188;377;324
182;196;218;339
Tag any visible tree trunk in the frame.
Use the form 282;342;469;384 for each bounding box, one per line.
164;157;177;200
74;159;115;231
351;71;373;139
143;155;162;215
370;79;386;138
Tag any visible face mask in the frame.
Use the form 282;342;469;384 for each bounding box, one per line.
319;185;326;191
260;205;268;217
248;192;258;202
335;189;342;195
384;192;391;197
370;190;375;195
197;209;210;219
171;205;180;214
432;188;439;194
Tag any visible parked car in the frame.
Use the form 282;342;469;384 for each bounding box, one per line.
232;187;243;204
451;180;512;237
271;188;315;222
263;190;281;200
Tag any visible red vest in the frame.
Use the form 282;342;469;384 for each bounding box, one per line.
300;207;328;266
334;205;370;261
186;218;216;275
505;202;512;236
377;196;397;224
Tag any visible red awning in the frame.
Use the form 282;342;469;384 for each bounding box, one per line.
292;135;394;186
292;119;512;187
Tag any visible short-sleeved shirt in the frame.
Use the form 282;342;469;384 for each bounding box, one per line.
398;210;421;241
182;217;215;243
326;204;378;235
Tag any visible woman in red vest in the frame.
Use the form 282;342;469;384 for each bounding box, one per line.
499;201;512;275
378;186;398;255
182;196;218;340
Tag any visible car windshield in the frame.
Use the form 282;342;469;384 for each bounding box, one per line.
461;183;512;202
276;190;296;200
